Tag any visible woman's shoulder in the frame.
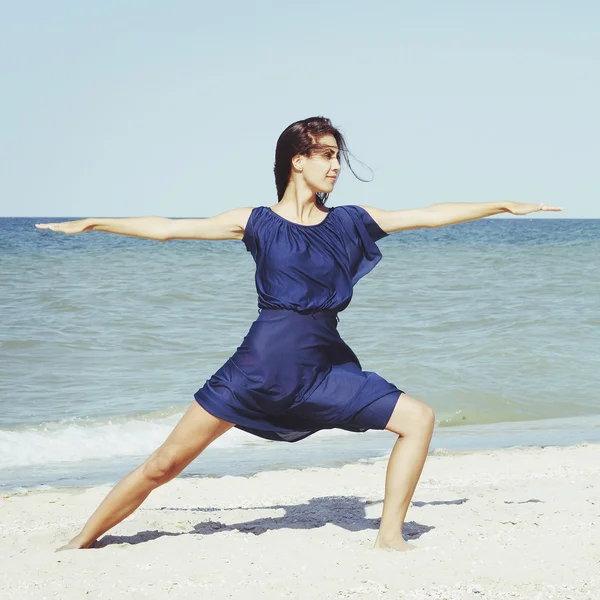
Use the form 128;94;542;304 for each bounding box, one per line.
236;206;259;234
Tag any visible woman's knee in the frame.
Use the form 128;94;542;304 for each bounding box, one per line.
385;393;435;436
141;445;184;485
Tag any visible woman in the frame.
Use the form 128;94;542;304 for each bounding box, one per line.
36;116;561;551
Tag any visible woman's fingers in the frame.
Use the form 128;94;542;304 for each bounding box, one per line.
35;223;63;231
509;202;563;215
35;221;81;234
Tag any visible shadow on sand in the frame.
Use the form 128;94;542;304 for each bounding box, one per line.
94;494;454;548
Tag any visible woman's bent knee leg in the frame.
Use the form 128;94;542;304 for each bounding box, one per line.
384;393;435;437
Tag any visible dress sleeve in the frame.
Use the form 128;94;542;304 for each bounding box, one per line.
344;205;389;244
339;205;389;286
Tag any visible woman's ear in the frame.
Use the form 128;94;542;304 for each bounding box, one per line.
291;154;304;172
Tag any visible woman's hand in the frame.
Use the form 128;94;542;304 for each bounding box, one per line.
504;201;563;216
35;219;93;234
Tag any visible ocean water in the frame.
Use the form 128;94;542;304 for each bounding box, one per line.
1;215;599;491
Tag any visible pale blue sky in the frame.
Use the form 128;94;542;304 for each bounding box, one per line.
1;1;598;218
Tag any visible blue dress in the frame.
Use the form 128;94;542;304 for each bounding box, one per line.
194;204;403;442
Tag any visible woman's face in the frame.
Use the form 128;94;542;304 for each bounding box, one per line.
295;134;341;194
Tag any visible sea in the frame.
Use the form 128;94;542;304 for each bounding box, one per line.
1;214;599;492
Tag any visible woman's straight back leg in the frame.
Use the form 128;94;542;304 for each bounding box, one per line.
58;401;234;550
142;401;234;484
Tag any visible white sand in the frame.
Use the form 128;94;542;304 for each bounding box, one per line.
1;443;599;599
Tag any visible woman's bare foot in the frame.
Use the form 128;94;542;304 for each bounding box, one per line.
373;535;417;551
55;536;97;552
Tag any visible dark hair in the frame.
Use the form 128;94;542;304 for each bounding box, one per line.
273;116;372;206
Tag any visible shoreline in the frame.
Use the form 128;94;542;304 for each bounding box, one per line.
3;412;600;493
2;443;599;599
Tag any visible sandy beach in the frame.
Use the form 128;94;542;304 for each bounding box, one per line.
1;443;599;599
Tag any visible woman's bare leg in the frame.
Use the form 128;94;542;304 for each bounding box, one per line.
58;402;234;550
373;393;435;551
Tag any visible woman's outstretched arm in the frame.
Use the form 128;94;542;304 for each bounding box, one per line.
360;201;563;233
35;207;254;241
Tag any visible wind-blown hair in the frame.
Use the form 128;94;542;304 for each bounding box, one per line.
273;116;372;206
